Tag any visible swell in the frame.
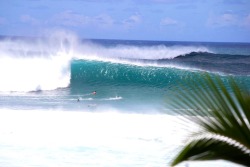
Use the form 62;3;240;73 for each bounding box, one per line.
172;51;250;62
157;52;250;75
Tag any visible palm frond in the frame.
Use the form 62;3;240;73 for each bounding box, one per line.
171;136;250;167
169;73;250;166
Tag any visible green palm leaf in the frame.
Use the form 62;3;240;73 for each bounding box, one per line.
169;73;250;166
171;137;250;166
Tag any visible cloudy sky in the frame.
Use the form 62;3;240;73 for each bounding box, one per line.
0;0;250;42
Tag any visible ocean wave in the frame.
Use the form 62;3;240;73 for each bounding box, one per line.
0;32;211;92
1;31;249;92
151;51;250;61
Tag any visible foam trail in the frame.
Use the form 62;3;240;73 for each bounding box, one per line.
105;96;123;100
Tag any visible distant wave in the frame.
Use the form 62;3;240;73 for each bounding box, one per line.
155;51;250;75
173;51;250;60
141;51;250;61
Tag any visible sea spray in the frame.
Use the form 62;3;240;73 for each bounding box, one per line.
0;31;80;92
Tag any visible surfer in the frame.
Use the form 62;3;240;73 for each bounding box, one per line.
92;91;96;95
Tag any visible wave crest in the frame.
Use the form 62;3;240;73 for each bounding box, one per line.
74;42;210;61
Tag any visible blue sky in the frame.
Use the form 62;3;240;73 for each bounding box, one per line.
0;0;250;42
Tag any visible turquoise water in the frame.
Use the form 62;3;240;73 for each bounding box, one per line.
0;34;249;166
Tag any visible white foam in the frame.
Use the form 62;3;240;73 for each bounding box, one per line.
103;45;209;60
0;31;79;92
0;109;239;167
102;96;123;100
72;42;211;66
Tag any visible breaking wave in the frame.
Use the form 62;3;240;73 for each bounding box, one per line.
3;31;246;92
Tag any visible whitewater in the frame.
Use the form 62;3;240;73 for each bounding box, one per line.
0;31;249;167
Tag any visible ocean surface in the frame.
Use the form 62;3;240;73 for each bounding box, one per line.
0;32;249;167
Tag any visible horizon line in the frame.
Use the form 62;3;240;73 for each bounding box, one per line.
0;34;249;44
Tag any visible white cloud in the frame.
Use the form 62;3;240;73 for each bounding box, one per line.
207;13;238;27
160;17;178;26
220;13;237;23
243;14;250;28
20;15;40;25
207;12;250;30
94;14;114;27
151;0;190;3
51;11;114;28
0;17;6;25
152;0;175;3
17;11;144;31
51;10;89;26
122;14;141;28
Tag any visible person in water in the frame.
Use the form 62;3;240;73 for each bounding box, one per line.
92;91;96;95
